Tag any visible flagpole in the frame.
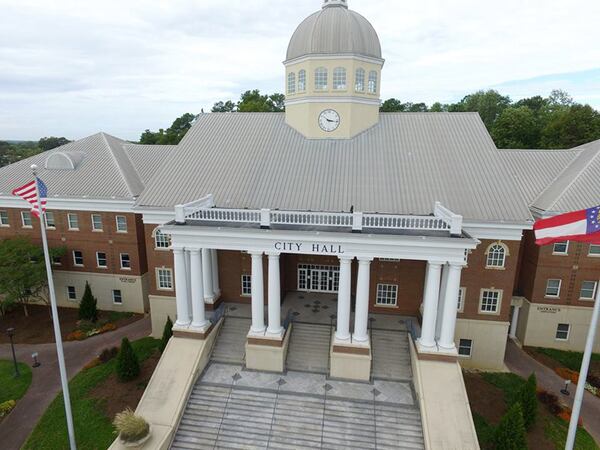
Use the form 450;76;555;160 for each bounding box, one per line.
31;165;77;450
565;278;600;450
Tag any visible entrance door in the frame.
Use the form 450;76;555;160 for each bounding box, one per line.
298;264;339;293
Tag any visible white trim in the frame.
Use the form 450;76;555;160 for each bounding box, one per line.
241;273;251;296
457;287;466;313
479;288;502;315
91;213;103;232
458;338;473;357
285;96;381;107
485;242;508;269
0;210;8;227
284;53;385;66
67;213;79;231
96;251;108;269
462;220;531;241
579;281;598;301
555;323;570;341
0;195;136;213
21;211;32;228
112;289;123;305
156;267;174;291
72;250;84;267
552;240;569;255
115;215;128;233
66;285;77;302
589;244;600;257
545;278;562;298
119;252;131;270
375;283;398;306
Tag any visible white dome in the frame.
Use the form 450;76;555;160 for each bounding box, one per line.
286;1;382;61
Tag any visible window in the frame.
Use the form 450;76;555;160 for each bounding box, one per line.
68;213;79;230
91;214;103;231
553;241;569;255
154;230;171;249
52;255;62;266
73;250;84;266
355;68;365;92
480;289;501;313
115;215;127;233
580;281;597;300
96;252;107;268
589;244;600;256
120;253;131;270
0;210;8;226
287;72;296;94
67;286;77;301
21;211;32;227
545;279;561;298
376;284;398;306
457;287;466;312
315;67;328;90
112;289;123;304
45;211;55;229
556;323;570;340
486;243;506;268
333;67;346;90
298;69;306;91
379;258;401;262
157;268;173;290
368;70;378;93
241;274;252;296
458;339;472;357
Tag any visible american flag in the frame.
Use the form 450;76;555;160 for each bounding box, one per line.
12;178;48;218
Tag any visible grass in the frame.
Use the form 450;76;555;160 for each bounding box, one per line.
107;311;134;323
0;360;32;403
22;337;160;450
536;347;600;372
477;372;598;450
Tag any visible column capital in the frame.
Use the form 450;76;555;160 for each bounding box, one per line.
338;255;354;263
265;252;281;258
172;245;185;254
248;250;264;257
448;262;466;269
427;260;446;267
188;248;201;255
357;256;373;263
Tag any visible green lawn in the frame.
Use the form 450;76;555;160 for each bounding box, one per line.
536;347;600;372
23;337;160;450
478;372;598;450
0;359;32;403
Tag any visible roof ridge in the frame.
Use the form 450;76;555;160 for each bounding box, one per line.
101;133;145;197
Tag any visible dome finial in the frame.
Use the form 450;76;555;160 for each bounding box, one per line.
322;0;348;9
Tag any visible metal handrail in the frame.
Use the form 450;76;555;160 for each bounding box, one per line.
283;308;294;330
210;303;226;325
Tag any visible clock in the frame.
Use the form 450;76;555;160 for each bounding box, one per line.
318;109;340;132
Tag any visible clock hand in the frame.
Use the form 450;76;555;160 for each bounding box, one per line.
325;118;334;122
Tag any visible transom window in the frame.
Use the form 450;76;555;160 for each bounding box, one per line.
241;274;252;296
480;289;501;313
0;210;8;226
120;253;131;270
155;230;171;249
580;281;597;300
553;241;569;255
457;287;466;312
287;72;296;94
112;289;123;304
355;68;365;92
486;243;506;268
379;258;401;262
91;214;103;231
376;284;398;306
45;211;55;228
73;250;84;266
545;279;561;298
458;339;472;356
116;215;127;232
315;67;328;90
68;213;79;230
368;70;378;93
556;323;570;340
333;67;346;90
157;268;173;290
298;70;306;92
67;286;77;301
589;245;600;256
96;252;107;268
21;211;32;227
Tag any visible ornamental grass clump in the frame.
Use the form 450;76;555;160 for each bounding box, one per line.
113;408;150;443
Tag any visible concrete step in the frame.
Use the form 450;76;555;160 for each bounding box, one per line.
286;323;331;373
371;329;412;380
210;317;251;364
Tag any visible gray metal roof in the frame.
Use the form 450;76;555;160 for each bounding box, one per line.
123;144;176;185
135;112;533;223
286;4;382;61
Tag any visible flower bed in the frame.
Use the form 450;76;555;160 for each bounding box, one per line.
66;321;118;341
537;389;584;426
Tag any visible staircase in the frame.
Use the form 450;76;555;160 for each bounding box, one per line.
286;322;331;373
371;329;412;380
210;317;251;364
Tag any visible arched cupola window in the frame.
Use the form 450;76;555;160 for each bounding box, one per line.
333;67;346;90
298;69;306;92
315;67;328;90
368;70;378;94
355;68;365;92
485;242;509;268
287;72;296;94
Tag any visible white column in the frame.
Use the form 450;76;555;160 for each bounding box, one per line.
509;305;520;339
202;248;214;302
353;257;372;343
267;253;283;336
250;251;266;334
418;261;443;349
189;249;209;330
438;263;463;351
185;250;192;316
335;256;353;342
173;247;191;327
211;249;220;297
436;264;449;340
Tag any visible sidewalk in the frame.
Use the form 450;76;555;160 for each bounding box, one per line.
505;339;600;445
0;316;151;450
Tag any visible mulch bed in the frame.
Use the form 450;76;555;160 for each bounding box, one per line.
88;352;161;420
524;347;600;379
463;372;555;450
0;305;143;344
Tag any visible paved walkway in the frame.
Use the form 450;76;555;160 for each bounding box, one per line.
505;339;600;445
0;316;151;450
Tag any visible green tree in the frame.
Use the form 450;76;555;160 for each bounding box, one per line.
160;316;174;352
116;337;140;382
492;107;540;149
449;89;512;129
78;281;98;322
518;373;538;430
38;137;71;151
495;402;528;450
138;113;197;145
237;90;285;112
429;102;448;112
541;104;600;149
380;98;405;112
0;238;65;316
211;100;237;113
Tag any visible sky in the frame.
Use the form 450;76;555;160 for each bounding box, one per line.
1;0;599;141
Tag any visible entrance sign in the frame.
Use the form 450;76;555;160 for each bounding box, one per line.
274;241;345;254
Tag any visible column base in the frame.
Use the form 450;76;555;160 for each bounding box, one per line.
330;336;371;381
245;325;292;373
416;339;437;354
437;343;458;355
173;322;214;340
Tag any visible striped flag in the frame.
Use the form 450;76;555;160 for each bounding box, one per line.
12;178;48;218
534;206;600;245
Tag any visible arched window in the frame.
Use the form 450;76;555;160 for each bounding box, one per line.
153;229;171;249
333;67;346;90
298;69;306;92
287;72;296;94
315;67;328;90
368;70;378;93
486;243;508;268
355;68;365;92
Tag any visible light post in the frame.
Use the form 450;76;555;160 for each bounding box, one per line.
561;379;571;396
32;352;41;368
6;327;20;378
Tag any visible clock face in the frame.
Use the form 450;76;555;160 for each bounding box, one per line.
318;109;340;132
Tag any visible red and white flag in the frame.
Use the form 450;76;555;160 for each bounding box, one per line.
11;178;48;218
534;206;600;246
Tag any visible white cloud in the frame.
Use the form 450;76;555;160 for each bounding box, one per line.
0;0;599;140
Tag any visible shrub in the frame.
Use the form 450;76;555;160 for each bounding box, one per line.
99;346;119;363
78;282;98;322
537;390;562;416
0;400;16;418
113;408;150;443
65;330;86;341
587;374;600;389
495;402;527;450
116;337;140;382
160;316;173;352
519;373;538;430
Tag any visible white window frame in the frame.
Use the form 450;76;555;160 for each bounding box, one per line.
545;279;562;298
589;244;600;256
287;72;296;94
555;323;570;341
298;69;306;92
552;241;569;255
120;253;131;270
315;67;328;90
485;242;507;269
333;67;347;90
580;281;598;301
355;68;365;92
67;213;79;230
154;229;171;250
51;255;62;266
44;211;56;229
368;70;378;94
156;267;173;291
96;251;107;269
241;274;251;296
479;289;502;314
376;283;398;307
115;215;128;233
72;250;84;267
91;214;103;232
458;338;473;357
112;289;123;305
67;286;77;301
0;210;8;227
457;287;466;313
21;211;32;228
